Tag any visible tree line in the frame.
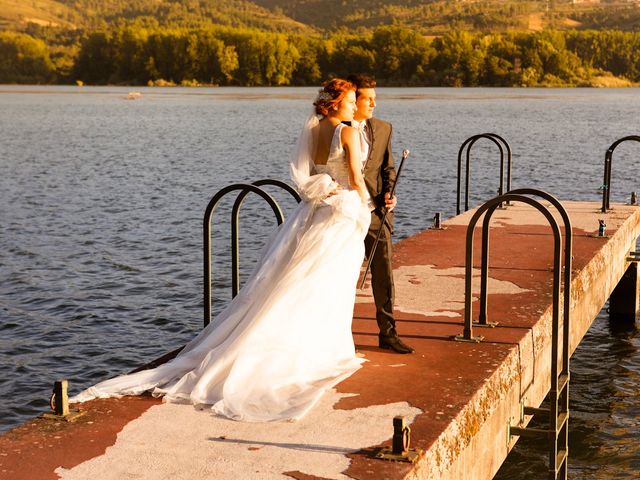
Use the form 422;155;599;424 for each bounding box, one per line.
1;25;639;87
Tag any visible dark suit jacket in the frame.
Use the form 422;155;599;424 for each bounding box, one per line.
363;117;396;231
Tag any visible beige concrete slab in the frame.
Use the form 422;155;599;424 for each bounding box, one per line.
55;391;421;480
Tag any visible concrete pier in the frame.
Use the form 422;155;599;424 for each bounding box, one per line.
1;200;639;480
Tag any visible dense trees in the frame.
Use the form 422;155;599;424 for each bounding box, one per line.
566;30;640;82
0;32;55;83
1;25;639;86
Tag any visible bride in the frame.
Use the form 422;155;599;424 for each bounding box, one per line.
70;78;372;422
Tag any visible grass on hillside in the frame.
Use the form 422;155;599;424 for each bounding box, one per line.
0;0;76;29
1;0;639;36
254;0;640;34
0;0;314;33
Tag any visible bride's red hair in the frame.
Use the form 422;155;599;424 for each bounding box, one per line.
314;78;356;116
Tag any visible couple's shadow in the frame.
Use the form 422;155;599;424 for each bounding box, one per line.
208;435;353;455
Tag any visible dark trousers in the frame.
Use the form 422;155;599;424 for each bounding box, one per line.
364;214;396;338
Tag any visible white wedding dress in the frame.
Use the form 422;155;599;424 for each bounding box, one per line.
70;119;371;422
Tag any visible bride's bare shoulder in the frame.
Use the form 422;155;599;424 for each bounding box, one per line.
340;124;358;143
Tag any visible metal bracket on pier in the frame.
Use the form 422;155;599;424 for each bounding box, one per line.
627;251;640;262
429;212;445;230
629;192;637;206
42;380;86;422
456;133;512;215
374;416;422;463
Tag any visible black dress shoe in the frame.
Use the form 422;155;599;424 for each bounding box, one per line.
379;335;415;354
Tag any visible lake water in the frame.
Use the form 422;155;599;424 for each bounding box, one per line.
1;86;639;478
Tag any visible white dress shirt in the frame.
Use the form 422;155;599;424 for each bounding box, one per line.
351;119;371;167
351;119;375;212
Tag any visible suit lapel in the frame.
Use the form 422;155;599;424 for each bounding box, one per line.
364;119;377;175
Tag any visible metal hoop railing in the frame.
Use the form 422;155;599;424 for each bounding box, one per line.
456;133;512;215
230;179;301;297
601;135;640;213
455;193;565;343
478;189;572;342
203;182;291;327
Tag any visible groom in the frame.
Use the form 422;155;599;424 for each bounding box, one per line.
347;74;414;354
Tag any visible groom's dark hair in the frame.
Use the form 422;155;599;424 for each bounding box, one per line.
346;74;376;97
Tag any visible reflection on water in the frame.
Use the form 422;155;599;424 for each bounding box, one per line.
1;86;639;477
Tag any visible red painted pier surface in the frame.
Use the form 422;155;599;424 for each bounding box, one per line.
1;201;639;480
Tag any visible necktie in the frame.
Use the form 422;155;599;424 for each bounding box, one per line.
363;121;372;146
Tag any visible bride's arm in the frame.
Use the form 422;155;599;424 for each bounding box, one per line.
342;127;369;204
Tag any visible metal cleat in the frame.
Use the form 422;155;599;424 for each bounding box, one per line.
374;416;422;463
41;380;86;422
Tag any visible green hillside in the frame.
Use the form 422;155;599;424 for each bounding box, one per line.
0;0;314;33
0;0;77;30
2;0;640;35
253;0;640;34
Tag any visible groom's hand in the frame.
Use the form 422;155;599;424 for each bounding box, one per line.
384;192;397;211
325;184;343;198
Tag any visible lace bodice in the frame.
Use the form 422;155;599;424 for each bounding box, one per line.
313;124;352;188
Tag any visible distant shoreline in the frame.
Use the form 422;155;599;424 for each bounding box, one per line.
0;83;638;89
